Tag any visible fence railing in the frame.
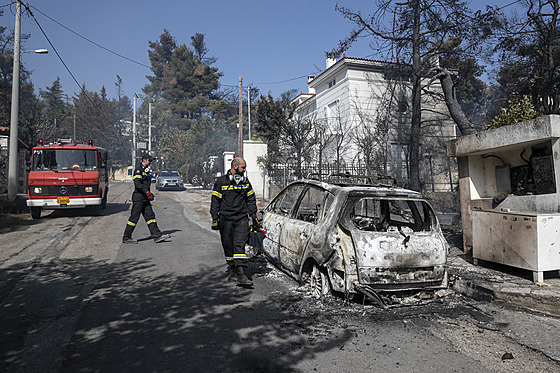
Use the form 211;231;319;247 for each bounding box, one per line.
267;162;386;189
266;162;457;194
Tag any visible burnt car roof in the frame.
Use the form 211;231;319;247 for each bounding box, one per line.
290;179;426;199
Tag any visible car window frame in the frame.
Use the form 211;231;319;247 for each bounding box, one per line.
267;183;306;218
293;185;335;225
339;195;436;233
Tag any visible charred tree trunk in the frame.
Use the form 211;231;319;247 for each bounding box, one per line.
435;67;477;136
409;0;422;192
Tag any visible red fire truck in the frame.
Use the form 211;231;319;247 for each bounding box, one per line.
26;139;109;219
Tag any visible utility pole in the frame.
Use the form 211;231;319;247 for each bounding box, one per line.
148;102;152;154
7;0;21;201
132;94;137;168
247;86;251;141
238;76;243;157
73;114;76;141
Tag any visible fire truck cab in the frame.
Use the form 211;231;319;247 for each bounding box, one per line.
26;139;109;219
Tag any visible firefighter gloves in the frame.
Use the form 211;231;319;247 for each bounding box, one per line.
252;216;261;229
212;219;220;230
146;191;155;201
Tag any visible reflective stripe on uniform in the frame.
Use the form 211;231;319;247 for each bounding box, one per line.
221;184;249;191
247;189;255;197
133;175;142;180
225;256;233;262
146;219;156;225
233;253;247;260
212;190;222;198
127;221;136;226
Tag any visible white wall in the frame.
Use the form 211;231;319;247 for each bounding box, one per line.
243;141;268;199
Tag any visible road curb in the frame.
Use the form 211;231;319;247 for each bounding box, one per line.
448;267;560;317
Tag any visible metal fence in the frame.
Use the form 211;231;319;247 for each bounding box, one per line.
267;162;386;189
265;162;459;213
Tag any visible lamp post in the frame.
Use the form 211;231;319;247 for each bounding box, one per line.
7;0;48;200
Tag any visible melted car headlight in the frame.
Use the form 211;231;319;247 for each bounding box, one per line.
33;187;42;194
85;186;93;193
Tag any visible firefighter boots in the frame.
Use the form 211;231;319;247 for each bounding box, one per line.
227;266;237;283
235;266;253;286
154;234;170;243
123;237;138;244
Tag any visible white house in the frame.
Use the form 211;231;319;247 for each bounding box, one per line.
291;55;457;192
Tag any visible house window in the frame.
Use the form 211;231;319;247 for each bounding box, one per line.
328;78;336;88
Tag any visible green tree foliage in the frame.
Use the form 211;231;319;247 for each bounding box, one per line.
255;92;287;160
143;30;223;130
38;77;70;142
191;32;217;65
141;30;243;184
157;117;236;186
157;127;190;171
0;9;39;147
256;90;316;178
488;95;541;129
72;84;130;165
184;117;237;186
493;0;560;115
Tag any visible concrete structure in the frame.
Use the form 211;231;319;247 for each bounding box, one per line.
223;151;235;175
292;56;456;192
242;141;268;199
447;115;560;283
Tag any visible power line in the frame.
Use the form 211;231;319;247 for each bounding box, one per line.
24;5;83;93
29;5;152;70
21;3;335;98
24;4;318;93
23;4;115;127
253;74;311;85
497;0;524;10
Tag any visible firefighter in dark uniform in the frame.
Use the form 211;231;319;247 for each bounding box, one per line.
210;157;259;285
123;153;168;244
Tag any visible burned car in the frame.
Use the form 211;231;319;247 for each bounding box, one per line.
261;176;448;300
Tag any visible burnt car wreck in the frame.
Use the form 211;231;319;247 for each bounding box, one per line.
261;175;448;303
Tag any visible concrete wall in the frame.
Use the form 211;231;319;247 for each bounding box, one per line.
243;141;268;199
447;115;560;253
113;166;132;182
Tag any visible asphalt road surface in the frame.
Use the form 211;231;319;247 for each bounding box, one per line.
1;182;559;372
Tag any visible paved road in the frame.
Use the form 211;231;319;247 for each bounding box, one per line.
0;182;559;372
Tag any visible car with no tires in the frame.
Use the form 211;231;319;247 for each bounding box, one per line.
155;170;184;191
261;175;448;301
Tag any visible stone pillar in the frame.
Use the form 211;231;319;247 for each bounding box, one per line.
223;151;235;175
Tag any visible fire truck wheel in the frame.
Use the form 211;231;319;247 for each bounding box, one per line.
101;191;107;209
90;205;102;216
30;207;41;220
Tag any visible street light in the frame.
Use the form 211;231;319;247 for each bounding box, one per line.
7;0;48;201
23;48;48;55
7;48;48;201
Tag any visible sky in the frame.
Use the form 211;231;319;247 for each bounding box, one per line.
2;0;518;106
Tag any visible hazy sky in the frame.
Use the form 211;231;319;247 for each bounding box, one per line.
3;0;516;104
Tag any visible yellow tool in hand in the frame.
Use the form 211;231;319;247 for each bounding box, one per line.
151;204;167;209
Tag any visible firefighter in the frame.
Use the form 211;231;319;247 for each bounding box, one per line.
123;153;169;244
210;157;259;285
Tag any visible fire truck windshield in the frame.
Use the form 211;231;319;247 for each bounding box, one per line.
32;149;97;171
